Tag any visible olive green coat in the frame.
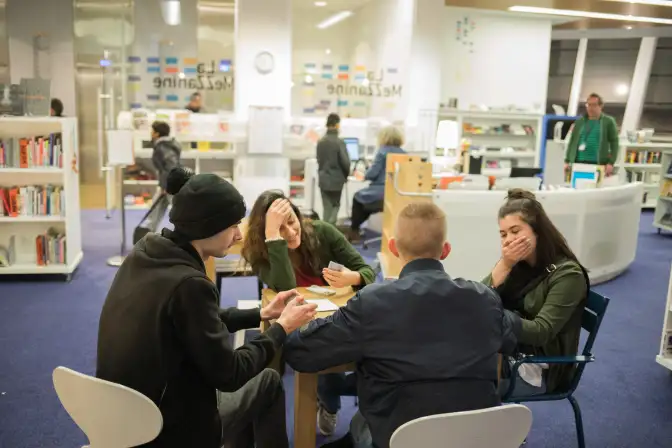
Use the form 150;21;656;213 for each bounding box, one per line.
483;260;587;392
257;220;375;292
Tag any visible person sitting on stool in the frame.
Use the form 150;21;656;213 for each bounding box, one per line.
143;121;182;233
348;126;406;243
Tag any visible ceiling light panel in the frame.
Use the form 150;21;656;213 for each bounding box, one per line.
509;6;672;25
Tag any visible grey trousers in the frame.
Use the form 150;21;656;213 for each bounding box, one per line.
143;190;171;233
218;368;288;448
321;190;342;225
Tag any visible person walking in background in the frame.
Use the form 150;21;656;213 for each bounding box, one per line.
50;98;63;117
317;113;350;225
144;121;181;233
565;93;619;177
348;126;406;243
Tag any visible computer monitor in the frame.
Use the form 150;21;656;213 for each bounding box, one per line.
510;167;543;178
343;137;360;161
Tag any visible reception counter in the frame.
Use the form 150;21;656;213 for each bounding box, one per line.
427;183;643;285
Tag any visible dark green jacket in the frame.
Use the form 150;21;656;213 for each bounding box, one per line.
565;113;619;165
258;220;375;291
483;259;587;392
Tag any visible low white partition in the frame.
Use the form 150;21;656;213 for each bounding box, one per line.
433;183;643;285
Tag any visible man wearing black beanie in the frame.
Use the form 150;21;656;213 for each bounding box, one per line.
97;168;318;448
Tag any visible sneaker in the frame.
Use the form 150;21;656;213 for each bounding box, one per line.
317;404;338;436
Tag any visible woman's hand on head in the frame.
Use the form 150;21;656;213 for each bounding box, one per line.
501;236;533;268
265;199;292;240
322;267;362;288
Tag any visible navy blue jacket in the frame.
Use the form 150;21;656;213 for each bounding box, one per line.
285;259;511;448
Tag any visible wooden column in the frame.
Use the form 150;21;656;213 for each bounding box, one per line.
379;154;433;278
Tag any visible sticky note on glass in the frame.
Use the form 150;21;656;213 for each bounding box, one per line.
306;299;339;312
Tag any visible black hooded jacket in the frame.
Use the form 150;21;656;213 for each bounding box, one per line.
96;230;286;447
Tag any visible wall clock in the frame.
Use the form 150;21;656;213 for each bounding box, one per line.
254;51;275;75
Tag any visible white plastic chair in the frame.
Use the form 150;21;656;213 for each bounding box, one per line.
52;366;163;448
389;404;532;448
234;300;261;348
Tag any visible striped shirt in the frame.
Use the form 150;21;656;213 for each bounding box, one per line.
576;119;601;164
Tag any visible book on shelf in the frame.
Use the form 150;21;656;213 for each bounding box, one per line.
0;185;65;217
36;227;66;266
660;180;672;198
0;133;63;169
0;235;16;267
625;150;661;165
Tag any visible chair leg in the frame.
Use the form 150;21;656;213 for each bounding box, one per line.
568;396;586;448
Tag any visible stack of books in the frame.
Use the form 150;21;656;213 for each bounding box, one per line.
36;227;66;266
625;150;662;165
0;133;63;168
0;185;65;217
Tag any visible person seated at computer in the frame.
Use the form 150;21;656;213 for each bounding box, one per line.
347;126;406;243
285;202;511;448
483;188;589;397
50;98;64;117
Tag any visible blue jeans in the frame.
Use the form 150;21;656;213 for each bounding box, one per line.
317;373;358;414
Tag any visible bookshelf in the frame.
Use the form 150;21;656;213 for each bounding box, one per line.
656;264;672;372
0;117;82;279
437;109;543;176
653;150;672;234
618;142;670;209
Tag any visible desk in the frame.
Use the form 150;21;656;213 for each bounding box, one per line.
261;287;356;448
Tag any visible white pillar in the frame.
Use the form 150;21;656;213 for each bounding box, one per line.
405;0;444;125
234;0;292;120
567;38;587;116
6;0;76;115
621;37;657;133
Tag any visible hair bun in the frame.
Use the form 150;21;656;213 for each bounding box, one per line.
166;167;194;195
507;188;536;201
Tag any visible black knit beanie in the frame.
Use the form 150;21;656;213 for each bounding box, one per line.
166;167;246;241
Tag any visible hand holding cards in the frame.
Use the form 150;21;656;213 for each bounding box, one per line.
322;262;362;288
328;261;344;272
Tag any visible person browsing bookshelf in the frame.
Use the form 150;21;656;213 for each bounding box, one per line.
242;190;375;292
564;93;619;177
483;189;589;397
97;168;318;448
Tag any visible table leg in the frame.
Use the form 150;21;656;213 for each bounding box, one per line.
294;372;318;448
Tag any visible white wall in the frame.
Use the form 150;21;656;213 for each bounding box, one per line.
291;8;352;117
7;0;77;115
235;0;292;119
132;0;199;110
441;8;553;112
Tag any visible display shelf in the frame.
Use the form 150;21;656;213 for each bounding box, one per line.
0;216;65;223
656;264;672;372
653;150;672;234
0;117;82;277
123;179;158;186
619;142;671;209
437;109;543;171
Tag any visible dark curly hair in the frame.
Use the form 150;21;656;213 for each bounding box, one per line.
242;190;322;276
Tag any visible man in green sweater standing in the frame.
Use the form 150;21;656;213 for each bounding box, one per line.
564;93;620;177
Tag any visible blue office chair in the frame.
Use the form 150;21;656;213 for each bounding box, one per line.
502;290;610;448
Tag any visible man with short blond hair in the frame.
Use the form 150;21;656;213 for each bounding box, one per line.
285;202;511;448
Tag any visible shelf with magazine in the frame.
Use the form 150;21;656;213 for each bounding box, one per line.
618;142;670;209
0;117;82;278
653;150;672;234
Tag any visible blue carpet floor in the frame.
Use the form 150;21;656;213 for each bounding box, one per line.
1;210;672;447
